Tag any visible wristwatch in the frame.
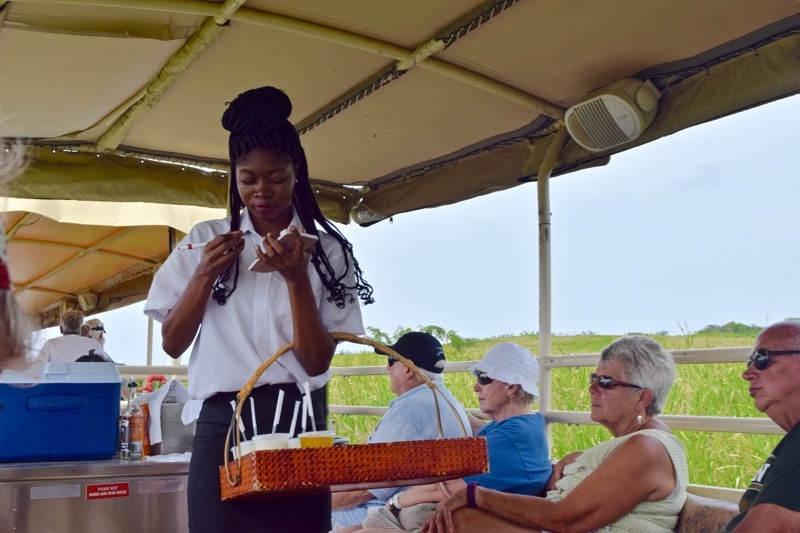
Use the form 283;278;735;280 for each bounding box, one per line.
387;493;403;516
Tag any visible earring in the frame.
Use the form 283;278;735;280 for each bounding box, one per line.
636;414;643;425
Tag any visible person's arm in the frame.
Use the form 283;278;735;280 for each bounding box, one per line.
332;490;374;510
262;226;335;376
546;451;583;491
390;480;465;509
432;433;677;532
161;232;244;358
729;503;800;532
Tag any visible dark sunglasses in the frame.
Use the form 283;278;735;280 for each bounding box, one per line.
387;357;398;368
590;373;642;390
476;372;494;386
91;326;106;333
746;348;800;371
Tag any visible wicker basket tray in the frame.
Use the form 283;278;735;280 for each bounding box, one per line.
220;332;485;500
220;437;488;500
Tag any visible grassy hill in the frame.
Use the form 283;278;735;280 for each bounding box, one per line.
329;330;775;490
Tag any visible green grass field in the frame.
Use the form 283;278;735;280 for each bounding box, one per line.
329;331;778;490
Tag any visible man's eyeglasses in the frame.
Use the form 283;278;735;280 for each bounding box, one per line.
476;372;494;386
746;348;800;371
590;373;642;390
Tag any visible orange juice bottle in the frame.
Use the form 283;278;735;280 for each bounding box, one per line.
123;385;144;460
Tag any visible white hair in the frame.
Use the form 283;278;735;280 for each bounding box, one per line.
85;318;106;346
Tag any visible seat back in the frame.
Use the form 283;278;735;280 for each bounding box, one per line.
677;493;739;533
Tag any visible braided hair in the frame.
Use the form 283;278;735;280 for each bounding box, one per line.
213;86;374;308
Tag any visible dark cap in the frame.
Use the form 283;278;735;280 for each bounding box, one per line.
376;332;447;373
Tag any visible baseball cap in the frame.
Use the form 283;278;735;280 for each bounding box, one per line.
469;342;539;398
375;332;447;373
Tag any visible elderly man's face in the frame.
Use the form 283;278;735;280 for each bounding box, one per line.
742;326;800;430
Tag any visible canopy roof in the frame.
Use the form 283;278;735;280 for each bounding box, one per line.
2;0;799;326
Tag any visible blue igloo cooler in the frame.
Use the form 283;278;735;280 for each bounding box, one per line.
0;362;122;462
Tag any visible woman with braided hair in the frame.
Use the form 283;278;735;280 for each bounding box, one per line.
145;86;373;532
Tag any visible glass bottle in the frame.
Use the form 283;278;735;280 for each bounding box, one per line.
121;381;144;460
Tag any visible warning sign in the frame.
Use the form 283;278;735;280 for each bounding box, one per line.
86;482;130;500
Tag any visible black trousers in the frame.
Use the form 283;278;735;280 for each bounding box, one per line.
188;383;331;533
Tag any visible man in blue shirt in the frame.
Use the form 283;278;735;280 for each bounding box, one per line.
331;332;472;530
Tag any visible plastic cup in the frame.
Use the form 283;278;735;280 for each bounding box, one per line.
288;438;301;449
252;433;290;451
231;440;255;460
298;430;335;448
239;440;255;456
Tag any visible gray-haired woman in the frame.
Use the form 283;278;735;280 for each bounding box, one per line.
423;335;688;533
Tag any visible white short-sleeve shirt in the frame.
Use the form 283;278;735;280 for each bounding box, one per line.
144;210;365;413
34;335;111;363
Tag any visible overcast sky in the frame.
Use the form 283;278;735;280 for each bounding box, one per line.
44;94;799;366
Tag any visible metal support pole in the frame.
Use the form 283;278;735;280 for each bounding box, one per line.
536;126;568;449
146;316;154;367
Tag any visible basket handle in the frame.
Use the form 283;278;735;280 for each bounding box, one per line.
223;332;469;487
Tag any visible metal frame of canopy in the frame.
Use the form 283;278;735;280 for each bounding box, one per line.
2;0;799;338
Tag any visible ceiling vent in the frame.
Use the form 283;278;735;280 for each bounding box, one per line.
565;78;660;153
78;291;99;312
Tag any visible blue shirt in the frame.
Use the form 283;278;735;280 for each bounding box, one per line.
464;413;552;496
367;381;472;448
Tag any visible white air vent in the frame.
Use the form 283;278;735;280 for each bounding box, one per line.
78;292;99;312
565;79;660;153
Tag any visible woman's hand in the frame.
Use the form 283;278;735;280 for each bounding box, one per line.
161;231;243;357
421;487;468;533
255;225;310;281
547;451;583;491
197;231;245;278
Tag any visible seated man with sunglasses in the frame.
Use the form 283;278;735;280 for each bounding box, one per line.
420;335;688;533
726;321;800;532
331;332;472;531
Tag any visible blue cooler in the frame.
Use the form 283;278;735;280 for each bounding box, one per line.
0;362;122;462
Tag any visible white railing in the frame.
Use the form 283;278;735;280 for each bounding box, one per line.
123;348;777;436
326;346;768;502
328;346;780;435
119;365;188;382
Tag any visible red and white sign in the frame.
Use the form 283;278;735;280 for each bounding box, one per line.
86;482;130;500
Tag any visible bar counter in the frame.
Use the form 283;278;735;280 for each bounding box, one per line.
0;457;189;532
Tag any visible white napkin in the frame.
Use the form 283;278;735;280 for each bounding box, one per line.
144;452;191;463
135;379;190;445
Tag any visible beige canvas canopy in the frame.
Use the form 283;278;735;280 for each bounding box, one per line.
2;0;799;327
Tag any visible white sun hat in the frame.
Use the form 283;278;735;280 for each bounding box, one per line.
469;342;539;399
